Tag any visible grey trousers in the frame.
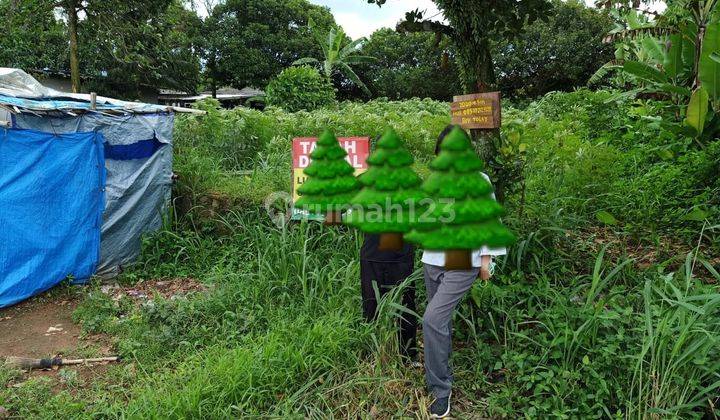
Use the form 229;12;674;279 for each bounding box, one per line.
423;263;479;398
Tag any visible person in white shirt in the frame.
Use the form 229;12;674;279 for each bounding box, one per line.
423;126;506;419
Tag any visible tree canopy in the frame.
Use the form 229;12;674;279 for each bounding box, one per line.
358;29;461;101
1;0;611;102
203;0;336;91
0;0;67;72
368;0;553;92
494;0;614;98
292;23;375;96
0;0;202;98
78;0;203;96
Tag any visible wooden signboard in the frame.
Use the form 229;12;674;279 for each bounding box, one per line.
290;136;369;221
451;92;501;129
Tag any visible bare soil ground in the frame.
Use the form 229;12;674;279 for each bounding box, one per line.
0;286;114;404
0;278;205;392
0;287;104;359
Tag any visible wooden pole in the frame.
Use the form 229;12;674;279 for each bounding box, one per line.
90;92;97;110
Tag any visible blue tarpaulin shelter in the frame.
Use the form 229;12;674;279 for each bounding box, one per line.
0;68;202;307
0;129;105;307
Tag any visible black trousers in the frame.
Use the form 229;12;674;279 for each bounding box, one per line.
360;259;418;360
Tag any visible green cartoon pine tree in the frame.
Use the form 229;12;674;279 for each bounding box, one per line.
405;126;515;269
344;128;426;250
295;129;361;224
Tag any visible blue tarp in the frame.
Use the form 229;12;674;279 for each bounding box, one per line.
13;113;175;277
104;136;165;160
0;128;105;307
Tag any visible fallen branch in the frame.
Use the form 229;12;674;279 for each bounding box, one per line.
4;356;120;370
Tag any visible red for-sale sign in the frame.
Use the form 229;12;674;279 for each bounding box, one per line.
291;136;370;219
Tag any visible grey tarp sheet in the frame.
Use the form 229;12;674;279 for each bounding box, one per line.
0;68;173;114
13;112;174;277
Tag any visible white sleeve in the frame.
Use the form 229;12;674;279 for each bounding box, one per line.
479;245;507;256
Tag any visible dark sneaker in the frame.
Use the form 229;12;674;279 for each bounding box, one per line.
408;360;423;369
429;392;451;418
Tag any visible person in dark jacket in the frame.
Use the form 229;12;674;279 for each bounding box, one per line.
360;233;418;362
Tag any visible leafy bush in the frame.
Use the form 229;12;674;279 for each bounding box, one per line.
110;90;715;418
509;89;719;241
265;66;336;112
59;207;720;418
175;90;718;246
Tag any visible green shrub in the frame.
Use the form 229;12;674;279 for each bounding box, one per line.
176;98;272;171
172;98;450;213
265;66;336;112
64;207;720;418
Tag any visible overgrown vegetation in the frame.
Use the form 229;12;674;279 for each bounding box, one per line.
2;0;719;417
265;66;337;112
2;90;717;418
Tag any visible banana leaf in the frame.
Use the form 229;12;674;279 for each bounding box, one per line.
699;21;720;102
650;83;692;97
642;37;665;64
685;86;709;135
623;60;668;83
665;33;689;80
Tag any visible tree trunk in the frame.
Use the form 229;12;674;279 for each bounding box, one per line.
324;210;342;225
458;37;505;202
445;249;472;271
210;55;218;98
691;1;705;89
694;24;706;89
378;232;403;251
67;1;81;94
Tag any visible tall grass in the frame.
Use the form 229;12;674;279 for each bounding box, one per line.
68;210;435;418
49;206;720;418
629;254;720;418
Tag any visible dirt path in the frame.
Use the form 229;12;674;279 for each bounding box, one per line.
0;292;85;358
0;286;113;371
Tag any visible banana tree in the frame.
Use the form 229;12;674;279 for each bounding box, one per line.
683;0;720;140
590;1;720;143
589;10;693;99
292;21;376;96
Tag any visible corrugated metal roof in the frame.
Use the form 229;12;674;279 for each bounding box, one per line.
0;68;204;115
158;86;265;101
